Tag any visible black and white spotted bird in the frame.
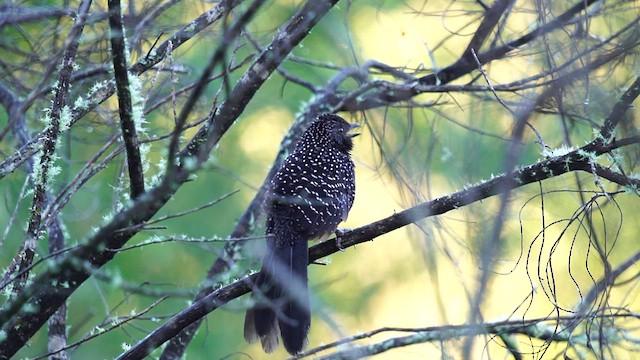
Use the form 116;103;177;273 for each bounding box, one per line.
244;114;359;355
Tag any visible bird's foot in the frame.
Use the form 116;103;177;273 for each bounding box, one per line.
334;228;351;251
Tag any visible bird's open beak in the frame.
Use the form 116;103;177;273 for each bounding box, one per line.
348;123;361;138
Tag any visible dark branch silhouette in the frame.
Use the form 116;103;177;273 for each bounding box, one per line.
1;0;640;359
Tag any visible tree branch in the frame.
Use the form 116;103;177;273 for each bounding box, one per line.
1;0;92;294
0;0;243;181
108;0;146;199
341;0;602;110
118;130;640;360
0;1;340;357
310;313;633;360
0;4;76;26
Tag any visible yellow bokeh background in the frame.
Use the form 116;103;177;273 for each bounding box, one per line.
2;0;640;359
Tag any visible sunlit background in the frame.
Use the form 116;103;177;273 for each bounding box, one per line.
1;0;640;358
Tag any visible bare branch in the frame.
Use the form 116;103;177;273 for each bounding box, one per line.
108;0;146;199
309;313;635;360
34;297;168;360
2;1;640;358
0;4;76;27
0;1;339;357
116;135;640;360
1;0;92;294
0;0;243;181
343;0;605;110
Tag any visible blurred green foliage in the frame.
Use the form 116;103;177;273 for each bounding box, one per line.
2;0;640;359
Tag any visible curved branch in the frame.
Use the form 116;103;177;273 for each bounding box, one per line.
311;312;636;360
0;0;243;181
0;0;340;358
116;130;640;360
341;0;603;110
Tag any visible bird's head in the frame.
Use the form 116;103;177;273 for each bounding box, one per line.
302;114;360;153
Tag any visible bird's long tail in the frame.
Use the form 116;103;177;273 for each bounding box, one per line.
244;225;310;354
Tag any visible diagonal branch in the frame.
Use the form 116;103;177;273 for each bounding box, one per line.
0;0;243;181
312;312;634;360
0;1;340;358
461;0;516;62
344;0;602;110
0;0;92;294
150;70;640;358
598;75;640;143
116;131;640;360
160;46;360;360
126;70;640;356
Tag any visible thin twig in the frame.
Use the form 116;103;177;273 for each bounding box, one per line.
2;0;92;294
116;190;240;232
469;47;546;151
33;297;169;360
126;135;640;360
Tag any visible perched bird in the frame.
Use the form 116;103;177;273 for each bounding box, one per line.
244;114;359;355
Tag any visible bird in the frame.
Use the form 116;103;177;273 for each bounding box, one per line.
244;113;359;355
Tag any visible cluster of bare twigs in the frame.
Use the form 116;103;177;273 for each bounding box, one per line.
1;0;640;359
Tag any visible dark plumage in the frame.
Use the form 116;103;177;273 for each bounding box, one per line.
244;114;358;355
